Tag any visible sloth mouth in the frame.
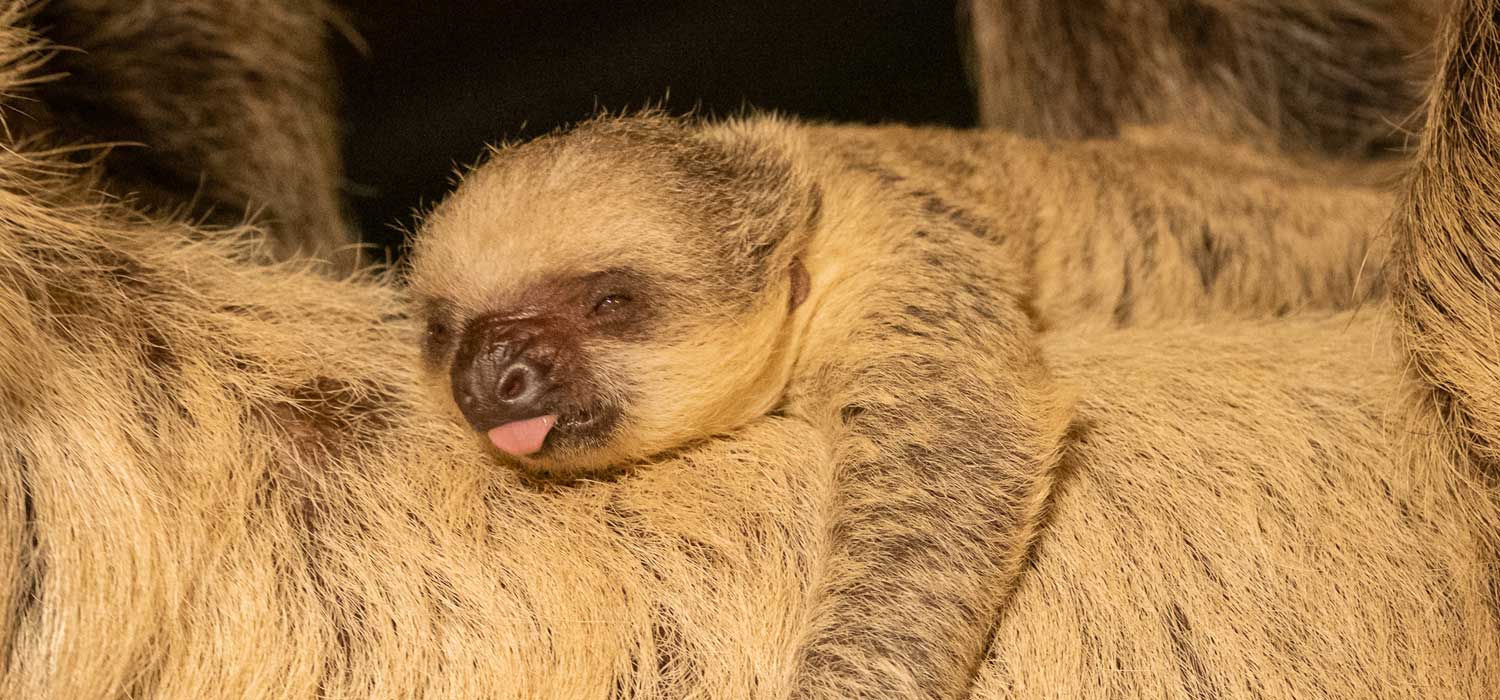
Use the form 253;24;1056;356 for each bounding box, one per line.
557;406;615;434
484;398;634;485
529;400;620;452
479;400;620;459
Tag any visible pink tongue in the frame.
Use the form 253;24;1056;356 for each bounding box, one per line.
487;415;558;456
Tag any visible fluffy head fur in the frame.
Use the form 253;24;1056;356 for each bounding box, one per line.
409;115;819;478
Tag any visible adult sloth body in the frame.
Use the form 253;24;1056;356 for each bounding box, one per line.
5;3;1499;698
405;113;1392;697
4;202;1494;698
5;111;1495;699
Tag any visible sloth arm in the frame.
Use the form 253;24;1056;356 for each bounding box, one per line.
783;212;1071;699
22;0;355;271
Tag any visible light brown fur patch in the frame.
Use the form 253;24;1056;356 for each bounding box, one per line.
1;0;1498;697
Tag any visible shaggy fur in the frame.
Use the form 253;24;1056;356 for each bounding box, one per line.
406;113;1396;696
2;1;1499;699
14;0;356;271
974;314;1500;698
1392;0;1500;480
3;166;1495;698
409;114;1072;697
793;122;1390;329
963;0;1444;157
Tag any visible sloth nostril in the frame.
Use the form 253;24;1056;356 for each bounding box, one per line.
497;366;529;401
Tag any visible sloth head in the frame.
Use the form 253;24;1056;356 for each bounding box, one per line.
408;115;818;480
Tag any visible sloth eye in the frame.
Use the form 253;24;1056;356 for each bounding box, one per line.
423;318;453;360
591;293;632;316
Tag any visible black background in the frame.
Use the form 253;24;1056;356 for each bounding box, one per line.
332;0;977;256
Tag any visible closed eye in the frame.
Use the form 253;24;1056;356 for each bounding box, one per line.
420;298;458;365
591;293;632;316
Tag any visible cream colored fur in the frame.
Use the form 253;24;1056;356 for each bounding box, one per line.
2;0;1498;698
407;108;1417;695
794;121;1390;329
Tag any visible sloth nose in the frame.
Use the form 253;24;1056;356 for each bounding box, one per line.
450;315;558;432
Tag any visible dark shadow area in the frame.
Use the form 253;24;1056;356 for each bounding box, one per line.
333;0;977;260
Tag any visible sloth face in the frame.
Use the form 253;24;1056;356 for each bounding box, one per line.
407;116;812;480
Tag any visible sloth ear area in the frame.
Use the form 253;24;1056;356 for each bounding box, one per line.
788;256;810;313
744;179;821;261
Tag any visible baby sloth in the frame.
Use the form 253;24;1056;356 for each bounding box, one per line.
409;119;817;479
409;113;1066;698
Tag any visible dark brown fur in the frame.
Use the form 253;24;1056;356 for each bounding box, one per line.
964;0;1445;157
14;0;356;271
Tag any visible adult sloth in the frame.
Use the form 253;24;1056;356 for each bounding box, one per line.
3;3;1500;700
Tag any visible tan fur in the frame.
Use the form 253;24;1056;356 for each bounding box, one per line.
409;114;1076;696
5;167;1496;698
3;1;1499;698
794;121;1391;329
409;120;821;475
963;0;1445;158
1391;0;1500;479
406;110;1406;695
974;313;1500;697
